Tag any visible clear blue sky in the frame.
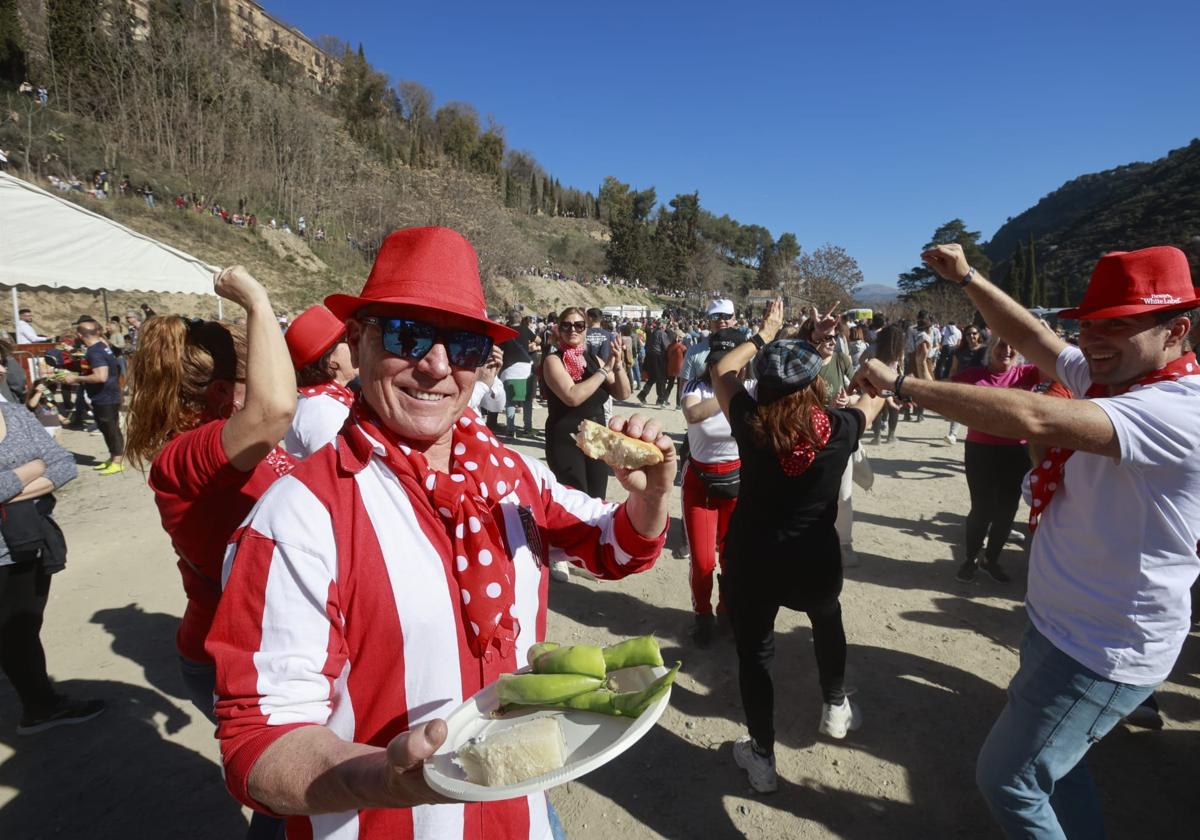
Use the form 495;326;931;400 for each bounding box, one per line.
263;0;1199;287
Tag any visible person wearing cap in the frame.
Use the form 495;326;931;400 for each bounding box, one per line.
679;327;744;647
712;300;886;794
855;244;1200;839
282;305;358;459
207;226;674;838
680;299;739;387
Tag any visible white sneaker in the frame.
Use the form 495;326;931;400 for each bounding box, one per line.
944;433;957;444
819;697;862;739
550;560;571;582
732;735;777;793
1008;529;1025;544
676;542;691;559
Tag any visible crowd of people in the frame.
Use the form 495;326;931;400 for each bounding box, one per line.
0;223;1196;840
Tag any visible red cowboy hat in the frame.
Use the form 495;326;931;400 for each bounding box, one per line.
324;226;517;343
1058;246;1200;320
285;305;345;369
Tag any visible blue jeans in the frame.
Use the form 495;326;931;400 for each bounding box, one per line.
976;625;1157;839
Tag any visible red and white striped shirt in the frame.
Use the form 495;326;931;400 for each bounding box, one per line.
207;418;664;840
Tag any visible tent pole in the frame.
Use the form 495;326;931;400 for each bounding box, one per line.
218;298;224;320
10;287;17;342
102;290;110;323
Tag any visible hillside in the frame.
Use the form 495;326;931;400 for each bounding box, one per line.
0;173;671;333
983;139;1200;305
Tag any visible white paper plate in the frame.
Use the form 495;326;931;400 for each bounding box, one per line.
423;664;672;802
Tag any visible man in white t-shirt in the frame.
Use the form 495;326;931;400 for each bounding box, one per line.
855;244;1200;839
937;320;962;378
15;308;48;344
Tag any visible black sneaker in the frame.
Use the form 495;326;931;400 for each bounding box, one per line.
956;557;979;583
980;560;1011;583
18;698;106;735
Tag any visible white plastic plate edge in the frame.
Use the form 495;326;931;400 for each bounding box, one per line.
422;664;672;802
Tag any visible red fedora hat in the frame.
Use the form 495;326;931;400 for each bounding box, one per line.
285;305;345;369
1059;246;1200;320
324;226;517;343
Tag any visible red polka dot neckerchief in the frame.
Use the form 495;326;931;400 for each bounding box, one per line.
352;400;525;660
298;381;354;406
1028;351;1198;533
778;408;833;477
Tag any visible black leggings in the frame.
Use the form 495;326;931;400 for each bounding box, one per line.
0;561;57;714
92;403;124;458
546;419;609;498
730;595;847;753
964;441;1029;562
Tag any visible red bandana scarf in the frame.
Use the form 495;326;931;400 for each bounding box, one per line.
353;401;526;660
778;408;833;477
299;381;354;406
561;346;587;381
1028;351;1198;532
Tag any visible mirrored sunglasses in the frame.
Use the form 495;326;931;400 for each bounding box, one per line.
359;316;493;369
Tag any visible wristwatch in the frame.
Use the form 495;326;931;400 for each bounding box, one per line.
749;334;766;350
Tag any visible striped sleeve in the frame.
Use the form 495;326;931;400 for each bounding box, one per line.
207;474;345;811
519;454;664;580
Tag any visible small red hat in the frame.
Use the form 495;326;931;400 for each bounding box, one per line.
285;305;345;369
1059;246;1200;320
324;226;517;343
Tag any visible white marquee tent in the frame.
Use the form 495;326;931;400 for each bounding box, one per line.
0;171;220;334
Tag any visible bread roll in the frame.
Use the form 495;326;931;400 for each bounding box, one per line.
456;716;567;787
575;420;664;469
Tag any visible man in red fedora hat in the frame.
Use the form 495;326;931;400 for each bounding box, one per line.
207;226;675;839
282;304;358;459
855;243;1200;839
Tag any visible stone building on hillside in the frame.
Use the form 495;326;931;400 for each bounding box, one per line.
16;0;339;88
125;0;340;87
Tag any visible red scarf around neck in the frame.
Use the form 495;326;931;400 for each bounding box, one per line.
561;346;587;381
778;408;833;477
299;380;354;406
353;400;526;660
1028;351;1198;532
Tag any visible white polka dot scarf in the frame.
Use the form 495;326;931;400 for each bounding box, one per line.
299;381;354;406
1028;351;1197;533
355;403;525;660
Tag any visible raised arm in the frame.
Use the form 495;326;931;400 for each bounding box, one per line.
922;244;1067;377
542;353;612;408
713;299;784;418
215;267;297;472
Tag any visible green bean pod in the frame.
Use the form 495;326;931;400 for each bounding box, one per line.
558;661;682;717
601;635;664;672
526;642;560;667
531;644;607;680
496;672;603;706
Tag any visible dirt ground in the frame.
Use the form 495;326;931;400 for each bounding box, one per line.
1;404;1197;839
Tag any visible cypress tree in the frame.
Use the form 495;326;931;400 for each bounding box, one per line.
1008;242;1026;305
1027;233;1040;308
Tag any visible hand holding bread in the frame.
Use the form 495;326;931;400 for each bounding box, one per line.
575;414;676;500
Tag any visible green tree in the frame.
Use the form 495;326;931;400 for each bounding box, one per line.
1005;241;1027;305
897;219;992;298
1027;233;1040;308
600;176;656;280
758;232;800;289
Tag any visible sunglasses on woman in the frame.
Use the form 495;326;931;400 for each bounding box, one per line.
359;316;493;369
559;321;587;333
